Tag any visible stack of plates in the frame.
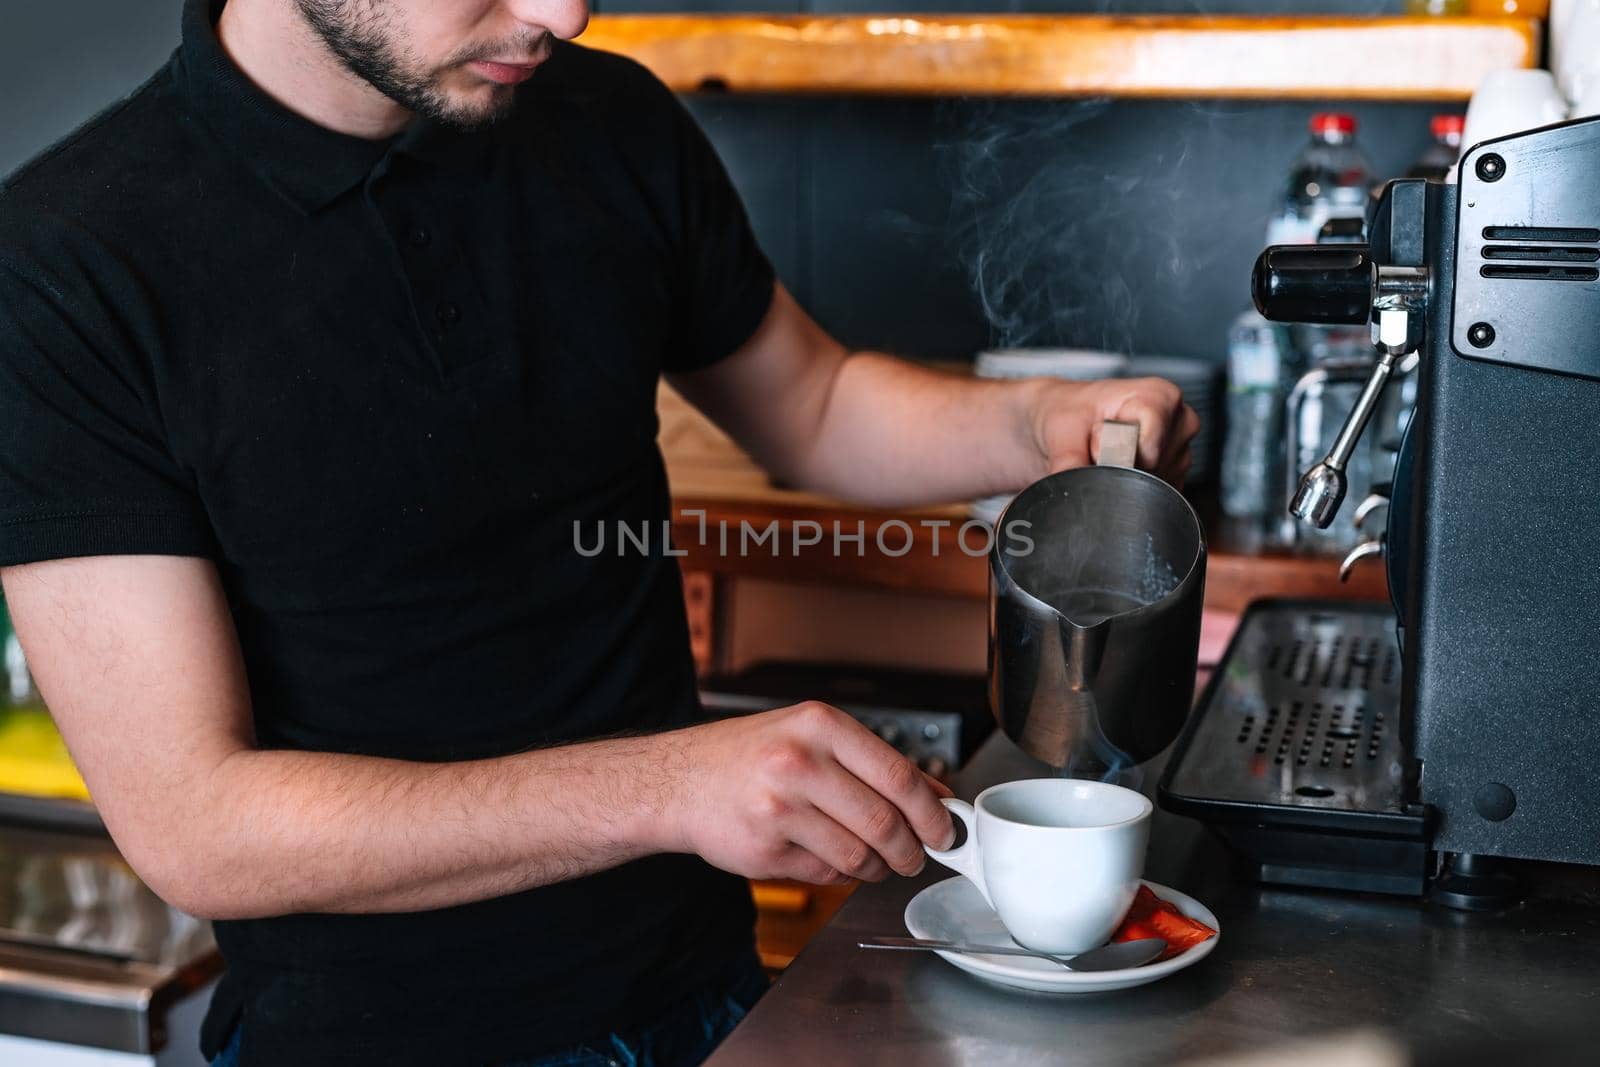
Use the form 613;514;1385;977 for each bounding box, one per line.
1122;356;1221;485
974;349;1129;381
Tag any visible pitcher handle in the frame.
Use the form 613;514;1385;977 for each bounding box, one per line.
1097;419;1141;469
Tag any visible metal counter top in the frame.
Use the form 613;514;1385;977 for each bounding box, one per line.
708;734;1600;1066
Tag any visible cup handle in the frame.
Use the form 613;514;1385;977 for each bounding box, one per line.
923;798;994;910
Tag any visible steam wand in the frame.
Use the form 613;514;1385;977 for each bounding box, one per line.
1252;246;1428;529
1290;346;1402;528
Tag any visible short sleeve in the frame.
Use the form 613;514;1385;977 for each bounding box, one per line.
659;97;776;374
0;254;215;566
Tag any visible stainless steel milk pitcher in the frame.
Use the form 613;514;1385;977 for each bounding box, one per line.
989;423;1207;772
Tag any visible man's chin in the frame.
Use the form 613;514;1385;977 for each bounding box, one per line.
428;87;519;131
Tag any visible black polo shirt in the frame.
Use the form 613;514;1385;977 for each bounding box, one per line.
0;0;774;1063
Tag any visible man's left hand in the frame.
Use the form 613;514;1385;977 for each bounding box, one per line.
1029;376;1201;487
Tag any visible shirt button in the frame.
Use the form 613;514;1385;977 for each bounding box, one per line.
409;226;431;248
435;300;461;327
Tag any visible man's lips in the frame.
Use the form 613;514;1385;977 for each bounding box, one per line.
469;59;542;85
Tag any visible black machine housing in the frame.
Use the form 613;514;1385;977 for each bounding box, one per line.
1409;121;1600;866
1161;117;1600;894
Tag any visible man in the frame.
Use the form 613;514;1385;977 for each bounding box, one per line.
0;1;1197;1064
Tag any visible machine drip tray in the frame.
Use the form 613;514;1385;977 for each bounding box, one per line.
1158;599;1431;896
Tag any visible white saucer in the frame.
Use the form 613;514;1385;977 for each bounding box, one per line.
903;877;1219;994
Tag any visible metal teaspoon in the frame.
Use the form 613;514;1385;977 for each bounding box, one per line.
858;936;1167;971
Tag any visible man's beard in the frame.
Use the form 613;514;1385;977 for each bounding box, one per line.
294;0;536;130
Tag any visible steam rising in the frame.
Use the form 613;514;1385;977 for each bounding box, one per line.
944;99;1204;354
940;99;1196;350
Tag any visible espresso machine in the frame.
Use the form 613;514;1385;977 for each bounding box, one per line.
1160;116;1600;908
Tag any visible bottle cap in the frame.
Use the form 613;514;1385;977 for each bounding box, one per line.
1310;112;1358;136
1430;113;1466;141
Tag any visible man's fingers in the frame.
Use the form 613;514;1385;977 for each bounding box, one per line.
828;723;956;852
1152;402;1199;485
811;764;929;877
1112;379;1183;471
1165;403;1200;464
783;811;892;882
1117;400;1166;470
778;845;852;886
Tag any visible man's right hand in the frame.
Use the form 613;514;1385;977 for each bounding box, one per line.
661;702;958;885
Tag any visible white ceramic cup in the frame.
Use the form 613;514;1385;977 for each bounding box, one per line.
924;778;1152;955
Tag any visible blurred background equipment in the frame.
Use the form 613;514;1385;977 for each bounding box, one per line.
0;822;218;1066
699;661;990;778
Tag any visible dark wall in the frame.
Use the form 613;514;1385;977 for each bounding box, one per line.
0;0;187;177
687;96;1449;362
1;0;1448;364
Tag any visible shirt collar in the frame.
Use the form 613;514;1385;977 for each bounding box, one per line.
176;0;494;214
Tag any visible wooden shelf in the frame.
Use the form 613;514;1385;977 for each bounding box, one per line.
579;14;1539;100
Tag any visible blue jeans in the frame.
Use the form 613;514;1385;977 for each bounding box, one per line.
210;950;768;1067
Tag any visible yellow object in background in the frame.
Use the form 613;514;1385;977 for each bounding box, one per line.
0;705;90;801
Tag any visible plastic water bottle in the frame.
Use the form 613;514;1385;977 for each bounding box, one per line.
1407;114;1465;181
1269;113;1377;373
1266;113;1375;249
1220;310;1289;519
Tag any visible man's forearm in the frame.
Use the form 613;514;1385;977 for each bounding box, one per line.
674;283;1192;509
174;730;688;919
782;353;1052;507
6;556;961;926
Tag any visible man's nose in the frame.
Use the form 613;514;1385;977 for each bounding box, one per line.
505;0;590;42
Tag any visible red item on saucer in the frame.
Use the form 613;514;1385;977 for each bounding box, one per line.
1110;885;1216;962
